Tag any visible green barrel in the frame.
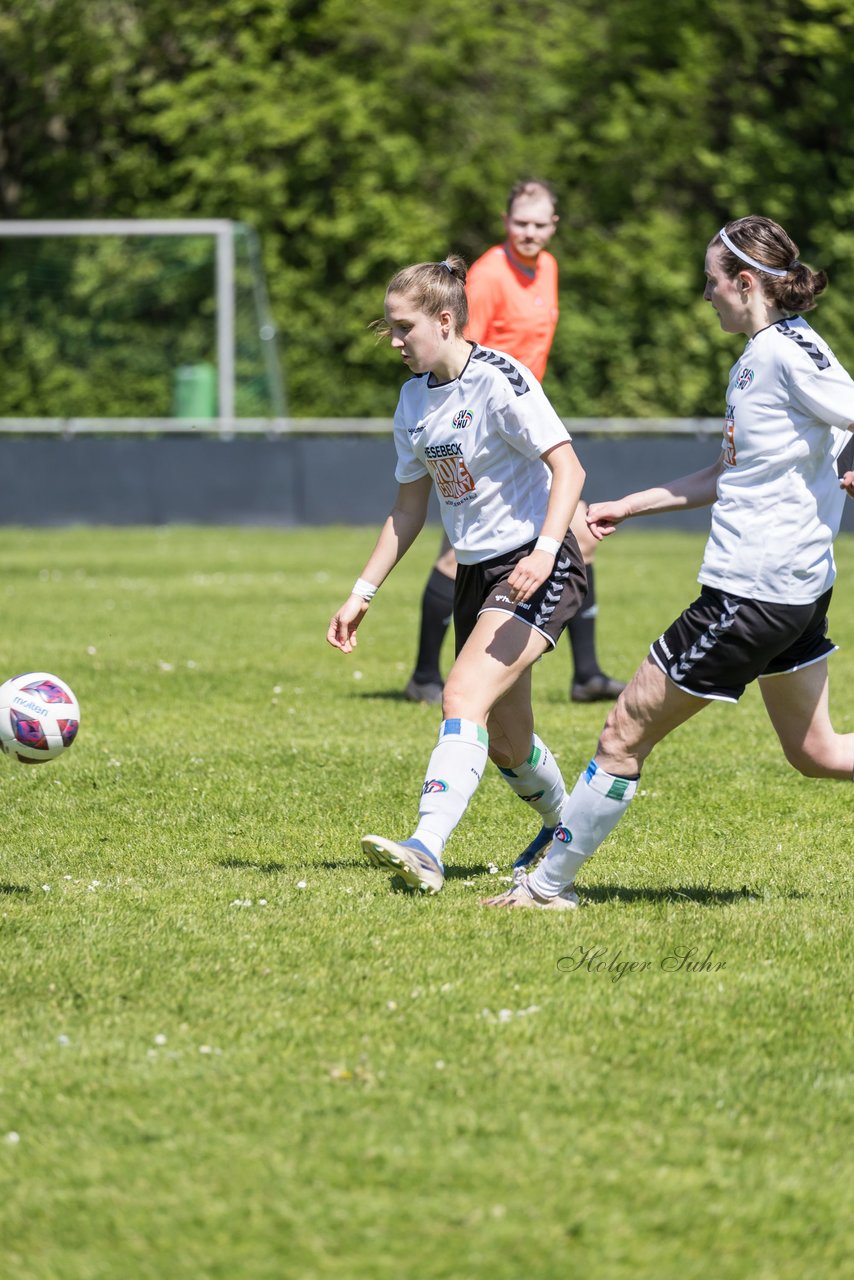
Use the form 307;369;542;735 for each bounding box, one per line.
172;362;217;417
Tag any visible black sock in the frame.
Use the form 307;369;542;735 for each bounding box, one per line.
412;567;455;684
567;564;602;683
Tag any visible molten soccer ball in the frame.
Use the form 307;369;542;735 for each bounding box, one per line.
0;672;80;765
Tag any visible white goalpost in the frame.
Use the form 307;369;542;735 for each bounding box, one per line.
0;217;285;431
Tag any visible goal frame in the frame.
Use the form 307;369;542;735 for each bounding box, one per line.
0;218;255;423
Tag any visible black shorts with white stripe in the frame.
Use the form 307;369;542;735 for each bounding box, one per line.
650;585;836;703
453;530;588;655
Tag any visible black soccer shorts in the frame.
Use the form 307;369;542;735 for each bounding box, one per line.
650;585;836;702
453;530;588;656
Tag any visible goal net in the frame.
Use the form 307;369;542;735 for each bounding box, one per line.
0;219;284;428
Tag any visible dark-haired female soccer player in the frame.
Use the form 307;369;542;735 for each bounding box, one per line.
486;215;854;908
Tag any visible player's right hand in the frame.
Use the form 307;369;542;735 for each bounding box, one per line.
326;596;370;653
586;499;631;540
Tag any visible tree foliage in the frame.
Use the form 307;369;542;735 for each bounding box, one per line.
1;0;853;416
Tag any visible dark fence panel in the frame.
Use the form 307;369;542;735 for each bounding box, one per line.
2;435;852;531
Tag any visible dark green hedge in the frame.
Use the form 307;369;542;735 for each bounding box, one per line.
1;0;852;417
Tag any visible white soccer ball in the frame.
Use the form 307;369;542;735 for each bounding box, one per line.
0;672;81;765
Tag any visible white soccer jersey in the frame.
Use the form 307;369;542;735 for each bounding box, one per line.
393;343;571;564
699;316;854;604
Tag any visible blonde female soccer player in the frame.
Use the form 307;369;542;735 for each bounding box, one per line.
327;256;587;900
486;215;854;909
403;179;624;708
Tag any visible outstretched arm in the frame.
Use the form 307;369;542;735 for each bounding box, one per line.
586;454;725;541
326;476;433;654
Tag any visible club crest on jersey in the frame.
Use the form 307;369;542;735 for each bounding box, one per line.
735;366;754;390
451;408;473;430
422;778;449;795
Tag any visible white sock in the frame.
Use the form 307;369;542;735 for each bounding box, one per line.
497;734;566;827
528;759;638;896
412;718;489;861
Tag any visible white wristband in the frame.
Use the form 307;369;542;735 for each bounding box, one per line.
534;535;561;557
352;577;379;602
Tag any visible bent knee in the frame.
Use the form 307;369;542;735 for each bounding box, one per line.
781;741;836;778
441;675;478;721
596;703;652;774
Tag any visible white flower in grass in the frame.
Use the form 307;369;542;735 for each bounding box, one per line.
4;1132;20;1145
57;1034;71;1047
158;660;174;673
497;1009;514;1023
353;670;363;681
487;862;499;875
199;1045;213;1055
435;1060;446;1070
296;880;307;890
42;885;51;893
386;1000;397;1011
153;1034;167;1046
86;645;97;656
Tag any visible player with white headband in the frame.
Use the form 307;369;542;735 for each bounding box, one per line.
485;214;854;909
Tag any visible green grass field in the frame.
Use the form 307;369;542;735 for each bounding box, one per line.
1;525;852;1280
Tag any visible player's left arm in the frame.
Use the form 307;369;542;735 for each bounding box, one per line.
507;441;585;604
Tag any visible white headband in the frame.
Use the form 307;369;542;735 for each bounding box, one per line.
718;226;789;277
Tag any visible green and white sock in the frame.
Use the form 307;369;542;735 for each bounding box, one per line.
528;759;638;896
412;718;489;861
497;734;566;827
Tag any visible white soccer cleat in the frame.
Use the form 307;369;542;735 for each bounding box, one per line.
482;872;578;910
361;835;445;895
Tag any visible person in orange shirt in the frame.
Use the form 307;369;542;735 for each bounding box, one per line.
404;179;625;706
